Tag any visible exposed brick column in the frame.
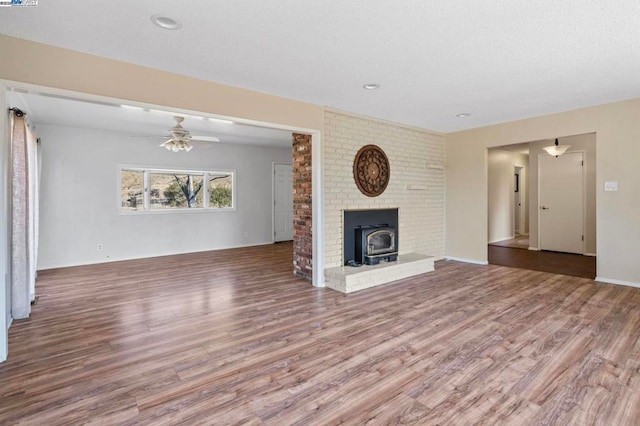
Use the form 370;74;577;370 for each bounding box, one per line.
292;133;312;280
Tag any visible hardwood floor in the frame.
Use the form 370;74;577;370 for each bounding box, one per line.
489;235;530;250
1;243;639;425
489;245;597;279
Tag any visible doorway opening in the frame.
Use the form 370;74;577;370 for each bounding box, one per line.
3;83;324;293
487;134;596;279
273;162;294;243
514;165;524;237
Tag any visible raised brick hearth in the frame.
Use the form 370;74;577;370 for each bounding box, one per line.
325;253;435;293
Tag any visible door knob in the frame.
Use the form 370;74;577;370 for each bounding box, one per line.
540;206;549;210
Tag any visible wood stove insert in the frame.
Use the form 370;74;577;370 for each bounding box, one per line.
343;208;399;266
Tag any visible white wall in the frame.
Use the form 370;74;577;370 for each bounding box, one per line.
487;149;528;243
528;133;596;254
323;111;445;268
1;89;9;361
37;124;292;269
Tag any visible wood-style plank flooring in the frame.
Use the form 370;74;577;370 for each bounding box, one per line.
1;243;639;425
489;235;530;250
489;245;597;279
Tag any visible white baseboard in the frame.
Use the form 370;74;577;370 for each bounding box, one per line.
595;277;640;289
528;247;539;251
1;317;9;363
37;241;275;271
445;256;489;266
584;253;597;257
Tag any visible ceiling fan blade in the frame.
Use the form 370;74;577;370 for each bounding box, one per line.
191;135;220;142
191;141;213;148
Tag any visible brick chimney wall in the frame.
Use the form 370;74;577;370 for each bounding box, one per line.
292;133;312;280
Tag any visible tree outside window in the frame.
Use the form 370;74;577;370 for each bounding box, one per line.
120;168;234;212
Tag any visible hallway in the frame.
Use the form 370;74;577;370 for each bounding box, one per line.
488;245;596;279
489;235;530;250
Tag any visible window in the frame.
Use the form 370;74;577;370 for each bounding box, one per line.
121;169;144;211
120;167;234;212
150;172;205;209
208;173;233;208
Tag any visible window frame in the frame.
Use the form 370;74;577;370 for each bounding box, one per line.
118;165;236;214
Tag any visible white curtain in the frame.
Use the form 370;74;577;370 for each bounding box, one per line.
10;110;39;319
27;121;39;302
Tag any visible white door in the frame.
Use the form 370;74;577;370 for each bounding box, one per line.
273;163;293;242
514;167;521;235
539;152;584;254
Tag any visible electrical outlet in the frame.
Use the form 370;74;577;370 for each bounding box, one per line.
97;243;103;251
604;181;618;192
244;231;248;239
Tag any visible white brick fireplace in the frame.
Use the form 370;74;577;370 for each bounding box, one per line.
323;110;445;292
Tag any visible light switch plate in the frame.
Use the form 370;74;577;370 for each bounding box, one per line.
604;181;618;192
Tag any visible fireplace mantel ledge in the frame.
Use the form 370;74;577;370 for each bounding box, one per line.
324;253;435;294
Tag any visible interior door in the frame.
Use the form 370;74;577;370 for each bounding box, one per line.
539;152;584;253
514;167;521;235
273;163;293;242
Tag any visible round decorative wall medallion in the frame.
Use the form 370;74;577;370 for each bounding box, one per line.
353;144;390;197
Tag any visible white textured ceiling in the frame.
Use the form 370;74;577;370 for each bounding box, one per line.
1;0;639;132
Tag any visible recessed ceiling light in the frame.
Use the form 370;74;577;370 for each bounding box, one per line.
151;14;182;30
363;83;381;90
456;113;471;118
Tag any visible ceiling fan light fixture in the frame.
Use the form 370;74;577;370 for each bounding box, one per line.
160;140;173;151
160;137;193;152
543;138;570;157
153;116;212;153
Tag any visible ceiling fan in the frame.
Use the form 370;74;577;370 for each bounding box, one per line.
135;116;221;152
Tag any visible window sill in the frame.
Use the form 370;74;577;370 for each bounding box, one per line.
118;207;236;216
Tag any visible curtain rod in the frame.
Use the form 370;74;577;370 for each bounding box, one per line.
9;107;25;117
